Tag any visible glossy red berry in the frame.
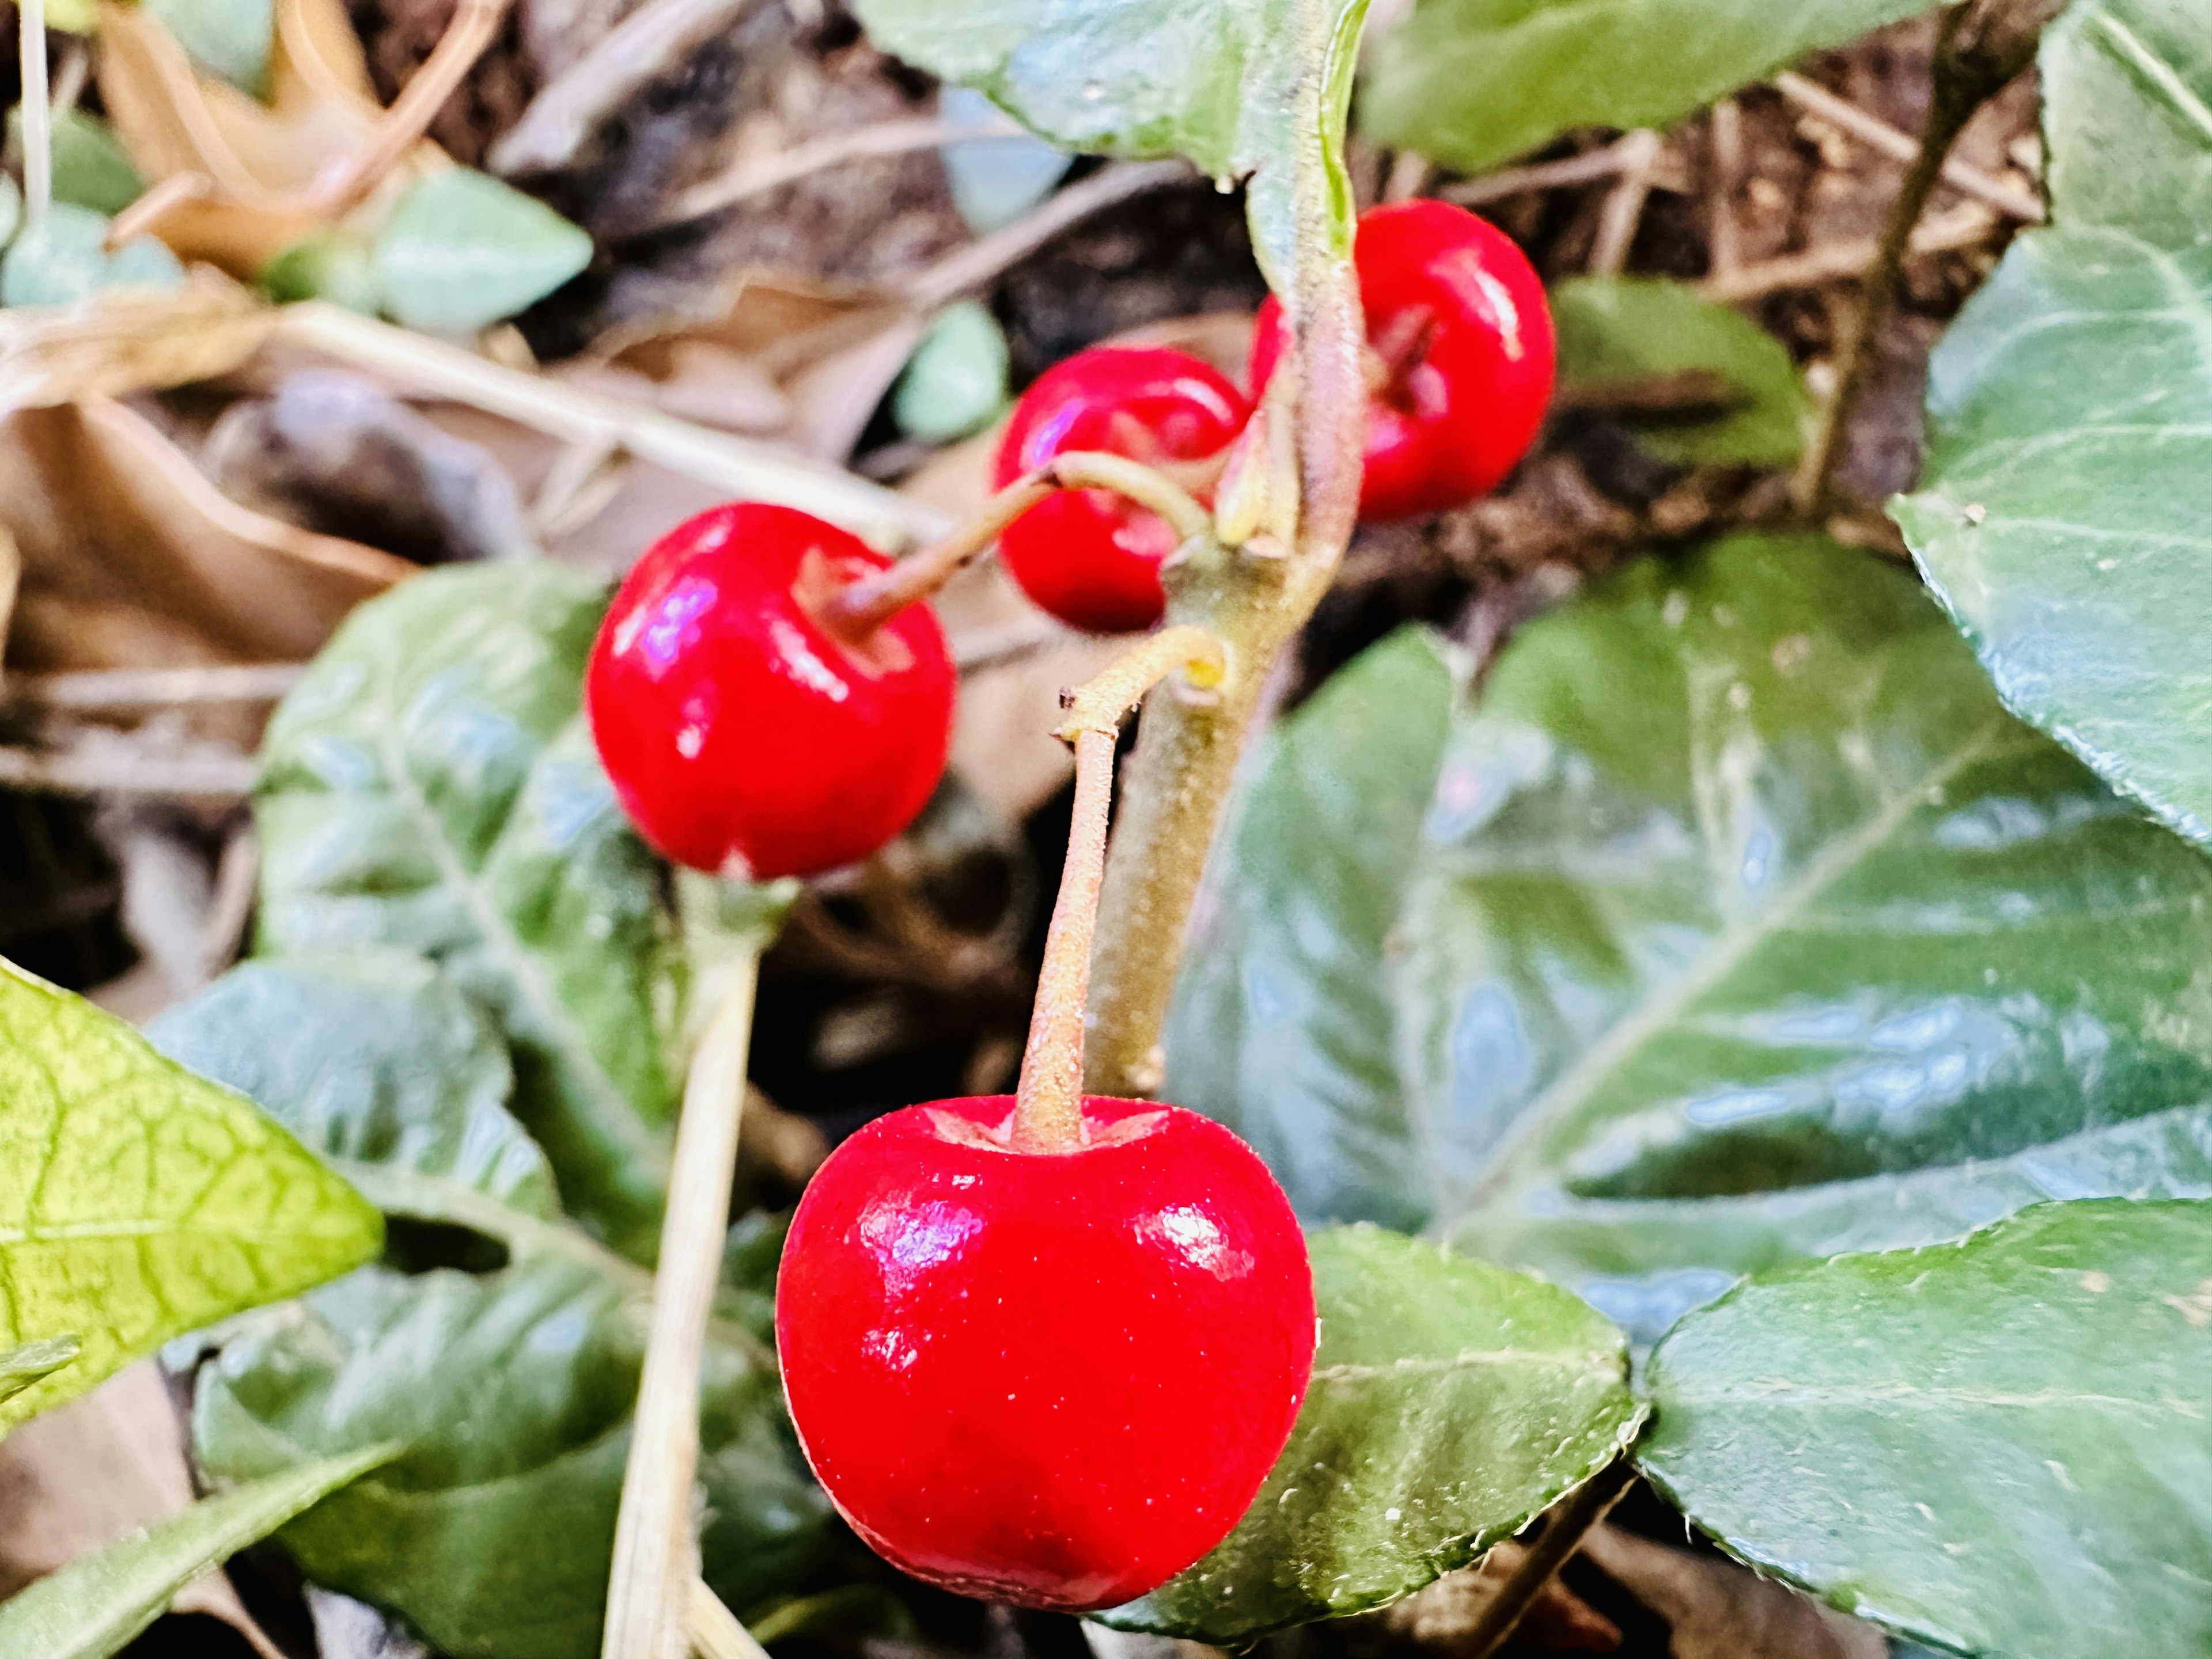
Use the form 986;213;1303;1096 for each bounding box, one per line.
993;347;1251;634
586;502;955;879
777;1093;1315;1611
1251;199;1555;521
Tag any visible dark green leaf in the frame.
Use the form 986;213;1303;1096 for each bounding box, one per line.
1101;1225;1639;1641
256;562;675;1260
1641;1199;2212;1659
0;956;380;1432
148;952;561;1222
1552;275;1807;467
0;1336;79;1409
195;1259;829;1659
850;0;1370;283
0;1446;393;1659
1166;626;1461;1230
1892;0;2212;850
372;169;593;335
1362;0;1927;174
261;232;382;313
1168;539;2212;1339
7;108;144;215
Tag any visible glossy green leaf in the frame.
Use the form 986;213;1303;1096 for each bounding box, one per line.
0;1445;392;1659
146;0;273;91
372;169;592;335
1166;626;1462;1230
1893;0;2212;850
1642;1199;2212;1659
256;562;675;1260
0;957;380;1432
893;300;1010;443
1100;1225;1641;1641
0;203;184;307
7;109;145;215
851;0;1369;283
1168;538;2212;1340
0;1336;79;1410
148;952;561;1223
1362;0;1928;173
195;1259;829;1659
1552;275;1807;467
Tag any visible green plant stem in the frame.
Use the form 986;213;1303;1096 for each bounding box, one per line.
1463;1456;1637;1659
1794;0;2051;516
1011;626;1226;1149
1084;185;1366;1098
601;951;765;1659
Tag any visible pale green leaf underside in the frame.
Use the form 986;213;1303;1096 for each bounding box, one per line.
851;0;1369;281
1551;275;1808;467
1165;539;2212;1339
1100;1225;1640;1641
1362;0;1930;174
255;562;675;1260
0;1445;393;1659
0;959;380;1433
1893;0;2212;851
373;169;593;335
1642;1199;2212;1659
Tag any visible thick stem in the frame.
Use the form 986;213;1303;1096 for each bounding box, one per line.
18;0;50;230
602;953;765;1659
1084;210;1365;1098
819;452;1211;645
1010;626;1226;1149
1463;1456;1637;1659
1794;2;2006;517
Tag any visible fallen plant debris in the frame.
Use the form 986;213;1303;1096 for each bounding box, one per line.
0;1;2205;1658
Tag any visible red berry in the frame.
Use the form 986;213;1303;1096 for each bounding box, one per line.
1251;200;1555;521
586;502;955;879
994;347;1251;634
776;1094;1315;1611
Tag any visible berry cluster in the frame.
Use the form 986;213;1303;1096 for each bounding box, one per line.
584;198;1551;1617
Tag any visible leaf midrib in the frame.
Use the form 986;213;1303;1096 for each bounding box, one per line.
1462;719;2012;1209
1310;1346;1623;1383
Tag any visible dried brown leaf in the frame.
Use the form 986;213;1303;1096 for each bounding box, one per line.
1368;1543;1622;1652
0;279;274;414
1580;1525;1888;1659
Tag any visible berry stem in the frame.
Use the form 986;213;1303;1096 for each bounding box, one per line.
818;452;1212;645
1009;625;1227;1152
603;925;777;1659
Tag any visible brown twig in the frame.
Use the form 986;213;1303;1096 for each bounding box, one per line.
1701;201;1998;303
1774;69;2043;222
1587;129;1662;275
19;0;51;229
319;0;513;215
652;115;1024;232
14;663;304;710
1437;133;1690;209
0;744;257;798
1464;1458;1638;1659
1011;627;1225;1147
1706;99;1745;278
818;452;1210;643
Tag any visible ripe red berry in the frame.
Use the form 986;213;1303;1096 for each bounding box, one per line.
993;347;1251;634
1251;199;1555;521
586;502;955;879
776;1093;1315;1611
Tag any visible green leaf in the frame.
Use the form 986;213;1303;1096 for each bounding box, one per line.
194;1259;830;1659
6;109;145;215
145;0;273;92
147;952;561;1223
372;169;593;335
0;957;380;1433
1641;1199;2212;1659
255;562;676;1260
261;232;382;313
1362;0;1930;174
1;203;184;307
851;0;1370;284
1892;0;2212;851
1551;275;1808;467
0;1445;393;1659
893;300;1010;443
1166;538;2212;1340
939;84;1071;234
0;1336;79;1408
1165;626;1463;1231
1100;1225;1641;1641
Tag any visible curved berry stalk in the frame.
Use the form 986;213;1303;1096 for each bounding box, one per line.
776;629;1320;1611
